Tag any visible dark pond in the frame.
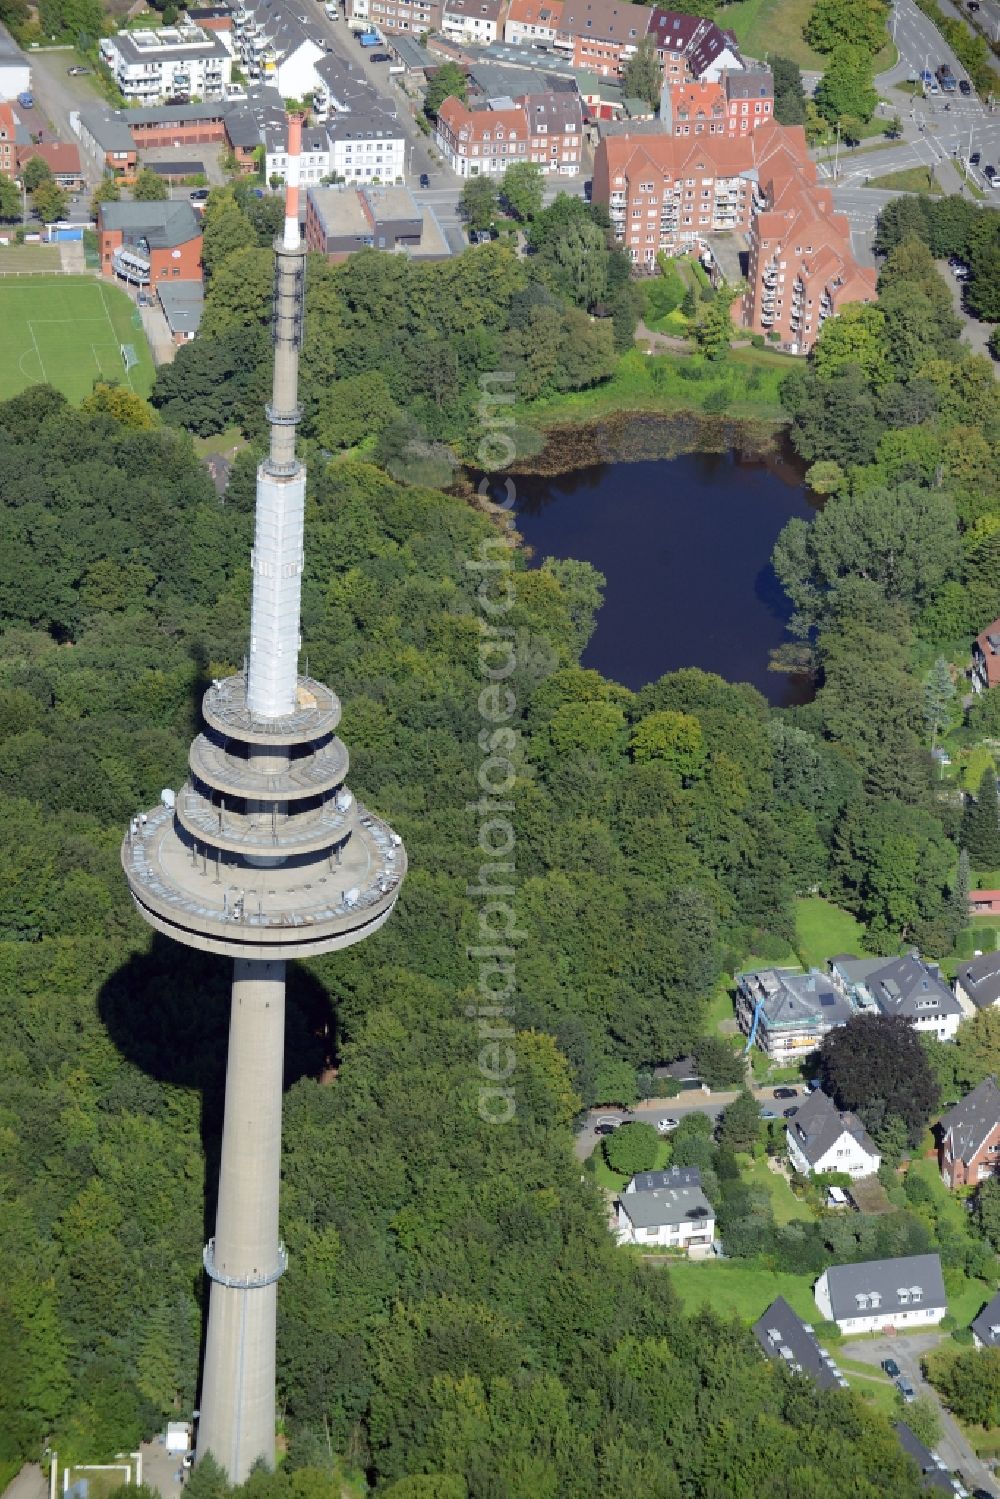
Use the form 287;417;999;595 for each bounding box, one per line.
511;447;818;707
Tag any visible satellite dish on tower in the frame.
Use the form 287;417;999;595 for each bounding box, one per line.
161;788;176;808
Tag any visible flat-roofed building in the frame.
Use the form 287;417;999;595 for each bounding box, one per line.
305;181;424;257
99;24;232;103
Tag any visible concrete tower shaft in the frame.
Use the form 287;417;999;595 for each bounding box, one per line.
121;110;406;1485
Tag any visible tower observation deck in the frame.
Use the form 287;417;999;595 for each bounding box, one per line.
121;114;406;1481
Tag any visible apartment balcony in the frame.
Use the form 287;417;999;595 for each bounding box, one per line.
610;191;626;205
761;269;777;288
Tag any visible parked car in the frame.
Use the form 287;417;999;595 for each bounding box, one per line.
419;172;430;188
881;1357;901;1378
984;164;997;180
970;150;981;164
760;1107;778;1120
782;1106;798;1118
594;1123;616;1136
370;50;391;60
656;1117;679;1135
896;1376;916;1402
774;1086;798;1099
67;65;91;75
190;187;210;200
17;91;33;107
595;1115;623;1130
959;78;972;95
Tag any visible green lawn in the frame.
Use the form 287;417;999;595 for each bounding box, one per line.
719;0;825;70
666;1258;817;1322
739;1155;813;1226
0;244;62;273
590;1138;673;1193
794;896;866;969
0;274;154;402
522;346;787;427
865;166;943;195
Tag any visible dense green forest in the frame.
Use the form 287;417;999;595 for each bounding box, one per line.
2;184;998;1491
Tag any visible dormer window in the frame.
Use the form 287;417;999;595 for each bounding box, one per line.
911;1286;922;1302
855;1293;869;1309
897;1288;910;1304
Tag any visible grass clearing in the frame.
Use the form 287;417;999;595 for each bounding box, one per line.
665;1257;817;1322
865;166;944;195
523;346;787;427
794;896;866;968
720;0;824;69
0;275;154;402
739;1154;813;1225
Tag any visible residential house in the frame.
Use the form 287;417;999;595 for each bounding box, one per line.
15;141;84;189
938;1076;1000;1188
646;10;743;83
829;952;962;1042
893;1423;956;1492
305;181;431;257
625;1165;702;1192
75;108;139;181
326;106;406;183
0;102;17;181
955;950;1000;1012
732;965;853;1065
346;0;443;35
520;89;583;172
785;1088;881;1181
442;0;504;44
97;199;203;288
229;0;326;97
504;0;565;46
98;24;232;103
436;90;582;174
969;891;1000;917
814;1253;947;1335
751;1297;848;1390
265;119;332;187
972;1289;1000;1348
557;0;653;79
615;1182;715;1253
972;618;1000;694
721;67;773;134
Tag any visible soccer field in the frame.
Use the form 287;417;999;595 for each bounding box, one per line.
0;275;155;404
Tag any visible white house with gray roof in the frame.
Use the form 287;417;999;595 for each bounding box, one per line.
99;24;232;103
829;952;962;1042
625;1165;701;1193
971;1290;1000;1349
955;950;1000;1015
615;1182;714;1254
814;1253;947;1335
785;1089;880;1181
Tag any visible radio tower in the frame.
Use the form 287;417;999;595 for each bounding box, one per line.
121;114;406;1482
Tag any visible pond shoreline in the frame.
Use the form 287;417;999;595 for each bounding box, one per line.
507;409;790;479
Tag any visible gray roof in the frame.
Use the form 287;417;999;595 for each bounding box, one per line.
939;1076;1000;1166
752;1297;846;1391
521;88;583;134
617;1183;713;1231
955;950;1000;1010
628;1165;701;1192
100;199;201;248
78;108;137;152
739;967;854;1032
0;24;28;64
125;101;229;124
387;34;434;68
106;26;230;64
863;954;962;1024
894;1423;954;1491
326;106;403;142
724;65;773;100
971;1290;1000;1347
822;1254;947;1322
787;1088;878;1168
157;279;204;335
444;0;503;17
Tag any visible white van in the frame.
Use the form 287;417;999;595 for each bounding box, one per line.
324;2;338;16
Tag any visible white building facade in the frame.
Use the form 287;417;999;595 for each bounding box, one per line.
814;1254;947;1336
99;25;232;103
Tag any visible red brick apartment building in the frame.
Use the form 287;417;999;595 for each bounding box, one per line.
594;119;875;352
97;200;204;288
558;0;653;77
661;72;773;140
0;103;16;180
742;125;877;354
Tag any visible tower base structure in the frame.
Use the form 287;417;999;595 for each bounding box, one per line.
197;959;286;1481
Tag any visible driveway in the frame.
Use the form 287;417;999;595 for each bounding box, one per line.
939;257;996;359
841;1331;998;1494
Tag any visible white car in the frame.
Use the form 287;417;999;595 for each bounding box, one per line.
656;1116;679;1135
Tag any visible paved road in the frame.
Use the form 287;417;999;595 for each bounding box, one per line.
843;1332;998;1495
574;1084;796;1161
